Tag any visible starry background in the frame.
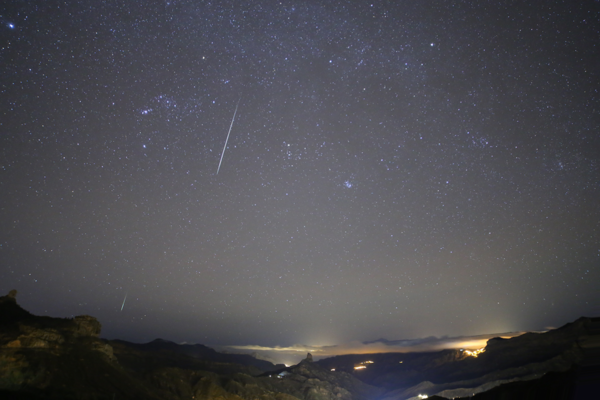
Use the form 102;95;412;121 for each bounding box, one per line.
1;0;599;356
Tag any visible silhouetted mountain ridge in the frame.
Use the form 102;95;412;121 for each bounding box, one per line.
111;337;285;371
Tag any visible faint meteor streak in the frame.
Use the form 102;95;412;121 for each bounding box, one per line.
216;97;241;175
121;293;127;311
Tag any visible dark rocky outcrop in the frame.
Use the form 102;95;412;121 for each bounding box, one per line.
0;291;154;399
255;357;384;400
0;291;112;360
0;291;382;400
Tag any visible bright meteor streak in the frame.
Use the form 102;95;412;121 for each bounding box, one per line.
216;97;241;175
121;293;127;311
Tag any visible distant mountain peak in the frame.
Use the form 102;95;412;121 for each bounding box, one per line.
150;338;175;344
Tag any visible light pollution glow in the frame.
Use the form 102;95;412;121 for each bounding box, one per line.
217;331;526;365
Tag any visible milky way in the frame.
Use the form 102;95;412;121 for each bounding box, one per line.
1;1;599;355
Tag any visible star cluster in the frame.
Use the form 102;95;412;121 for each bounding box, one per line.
1;1;599;350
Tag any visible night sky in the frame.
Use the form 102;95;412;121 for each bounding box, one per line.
1;0;599;363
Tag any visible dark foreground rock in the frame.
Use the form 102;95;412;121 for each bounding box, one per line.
0;291;383;400
0;291;162;399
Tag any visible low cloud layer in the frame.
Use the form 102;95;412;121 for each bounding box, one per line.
216;331;526;365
